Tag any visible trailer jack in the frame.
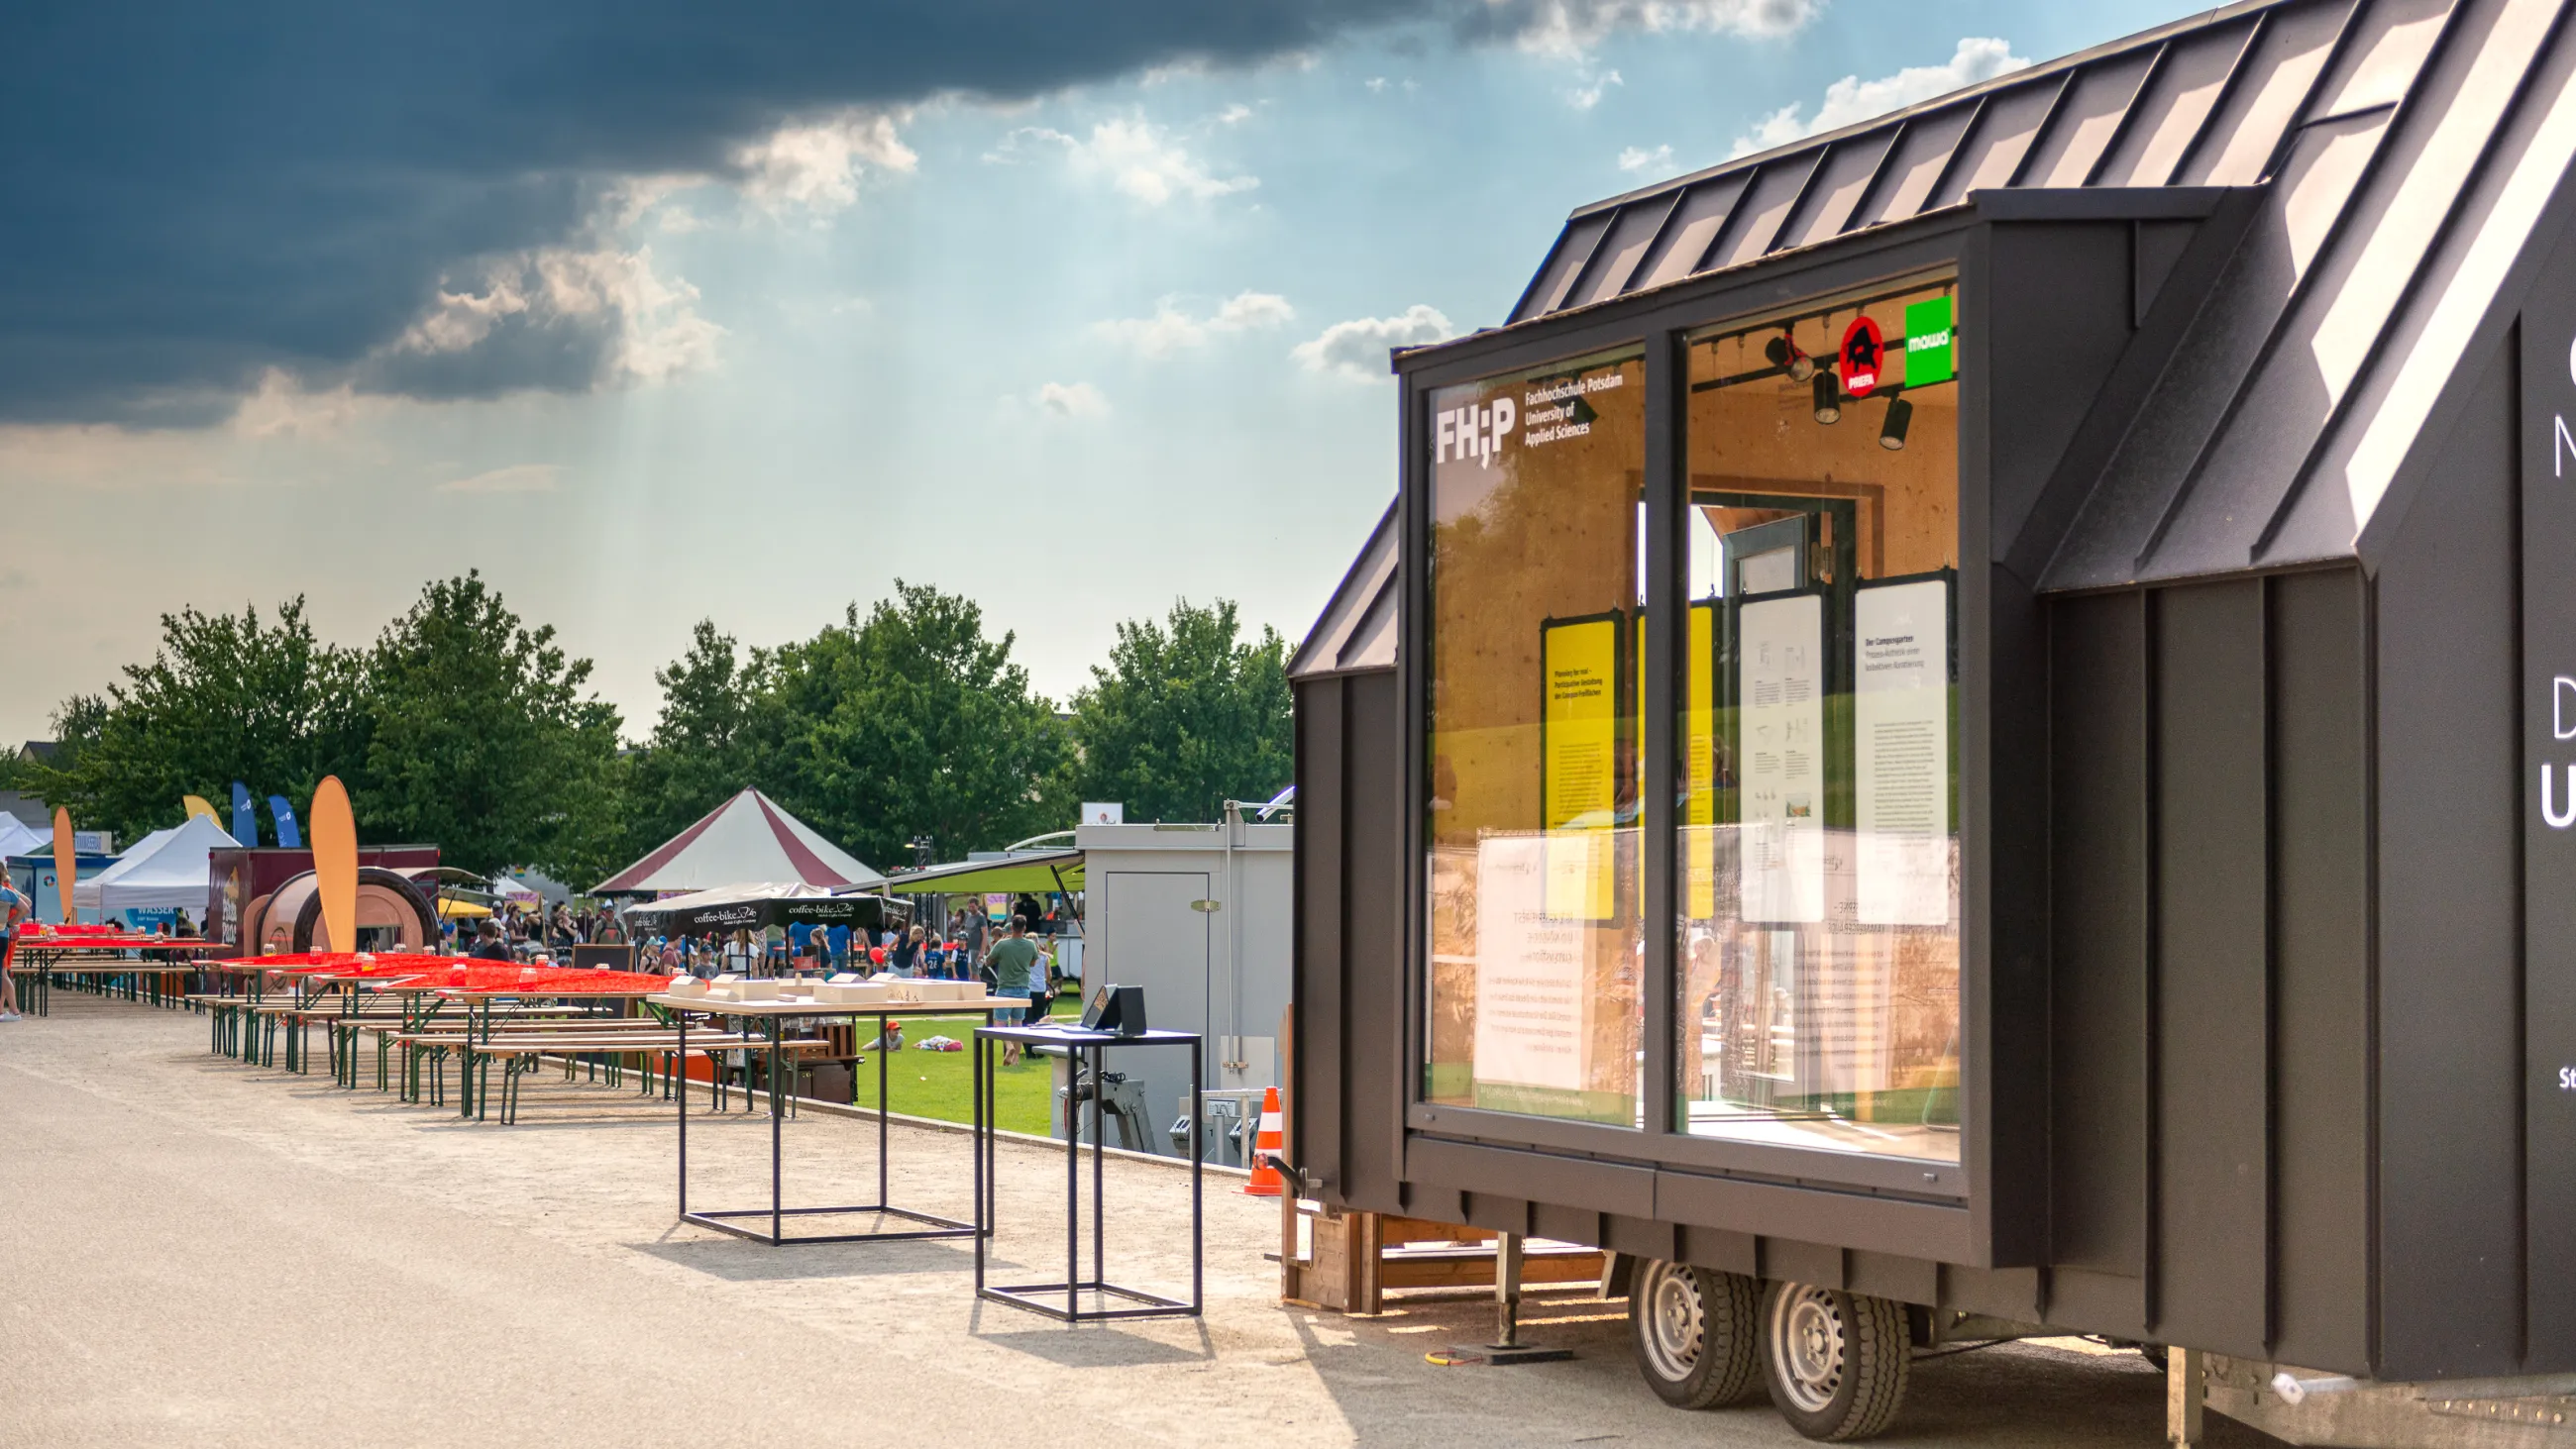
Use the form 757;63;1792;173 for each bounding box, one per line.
1428;1233;1575;1368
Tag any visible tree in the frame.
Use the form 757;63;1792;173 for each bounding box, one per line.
19;599;371;843
746;582;1067;866
1065;597;1293;823
355;572;624;882
618;620;753;863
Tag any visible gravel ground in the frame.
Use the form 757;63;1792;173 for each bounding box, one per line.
0;994;2284;1448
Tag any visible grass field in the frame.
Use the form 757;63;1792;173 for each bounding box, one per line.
843;996;1079;1135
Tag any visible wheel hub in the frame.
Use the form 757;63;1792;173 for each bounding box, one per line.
1774;1287;1846;1411
1640;1265;1705;1380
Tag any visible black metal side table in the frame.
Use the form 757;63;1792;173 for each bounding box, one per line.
972;1024;1203;1321
661;994;1013;1246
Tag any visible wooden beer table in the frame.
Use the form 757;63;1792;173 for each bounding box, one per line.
3;936;230;1015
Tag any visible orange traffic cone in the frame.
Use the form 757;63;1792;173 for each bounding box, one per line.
1244;1087;1285;1196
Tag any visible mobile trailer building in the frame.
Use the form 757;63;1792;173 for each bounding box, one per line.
1290;0;2576;1438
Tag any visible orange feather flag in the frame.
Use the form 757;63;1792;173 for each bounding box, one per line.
51;806;74;922
310;776;357;955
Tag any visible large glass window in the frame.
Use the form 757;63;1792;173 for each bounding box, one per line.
1424;347;1645;1126
1676;279;1962;1162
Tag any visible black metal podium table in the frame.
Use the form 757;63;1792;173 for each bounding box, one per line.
972;1023;1203;1321
653;991;1015;1246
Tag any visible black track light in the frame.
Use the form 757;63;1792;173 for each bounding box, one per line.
1878;392;1912;451
1763;333;1815;381
1812;370;1841;425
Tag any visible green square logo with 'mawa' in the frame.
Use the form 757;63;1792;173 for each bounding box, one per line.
1901;296;1954;387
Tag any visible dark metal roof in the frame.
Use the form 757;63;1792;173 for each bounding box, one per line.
1510;0;2319;326
1289;500;1397;680
1499;0;2576;590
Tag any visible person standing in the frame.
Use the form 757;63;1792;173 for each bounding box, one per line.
0;879;28;1021
891;925;923;976
983;917;1044;1065
825;921;850;973
470;920;513;962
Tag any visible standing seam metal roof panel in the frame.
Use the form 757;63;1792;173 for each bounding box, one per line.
1485;0;2576;592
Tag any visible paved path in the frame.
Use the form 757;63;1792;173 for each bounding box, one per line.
0;996;2281;1447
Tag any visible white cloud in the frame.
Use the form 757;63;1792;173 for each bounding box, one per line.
1365;76;1389;93
1567;66;1622;110
1095;290;1296;359
733;110;916;217
389;244;722;385
1213;291;1295;331
1035;381;1110;419
1292;305;1456;381
990;116;1257;206
1500;0;1824;59
1214;103;1253;127
437;463;565;494
1731;37;2027;156
1618;144;1674;173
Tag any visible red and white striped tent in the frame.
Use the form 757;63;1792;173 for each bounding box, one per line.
591;788;883;895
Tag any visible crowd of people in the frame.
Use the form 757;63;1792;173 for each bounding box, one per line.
438;900;622;959
0;880;1078;1042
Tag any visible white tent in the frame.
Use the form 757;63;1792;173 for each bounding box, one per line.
73;814;239;915
0;815;50;860
593;788;883;894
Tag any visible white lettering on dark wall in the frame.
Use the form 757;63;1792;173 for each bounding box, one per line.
1435;398;1516;467
2545;764;2576;830
1435;372;1627;466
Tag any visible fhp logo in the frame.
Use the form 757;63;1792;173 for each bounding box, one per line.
1436;397;1516;467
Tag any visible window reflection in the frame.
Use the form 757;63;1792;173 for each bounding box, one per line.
1424;348;1646;1127
1677;279;1963;1163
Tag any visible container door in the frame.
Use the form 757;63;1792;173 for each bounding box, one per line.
1100;870;1211;1146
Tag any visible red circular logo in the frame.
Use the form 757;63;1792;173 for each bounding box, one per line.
1838;316;1884;398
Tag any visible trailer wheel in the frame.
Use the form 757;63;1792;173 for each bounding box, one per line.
1627;1259;1759;1408
1760;1281;1909;1441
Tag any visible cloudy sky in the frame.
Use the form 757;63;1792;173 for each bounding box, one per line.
0;0;2194;745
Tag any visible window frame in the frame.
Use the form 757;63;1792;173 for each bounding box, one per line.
1399;215;1998;1256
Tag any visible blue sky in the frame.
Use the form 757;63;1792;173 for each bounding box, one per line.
0;0;2196;745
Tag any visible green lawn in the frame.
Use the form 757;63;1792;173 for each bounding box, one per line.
844;997;1079;1135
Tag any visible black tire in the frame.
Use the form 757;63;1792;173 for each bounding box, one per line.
1628;1260;1760;1408
1759;1281;1910;1441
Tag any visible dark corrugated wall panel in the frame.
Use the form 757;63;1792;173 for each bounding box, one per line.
2267;567;2373;1373
2154;579;2274;1359
1291;669;1407;1217
2525;266;2576;1371
2375;341;2522;1380
1342;672;1407;1211
1292;673;1346;1198
2048;592;2151;1281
